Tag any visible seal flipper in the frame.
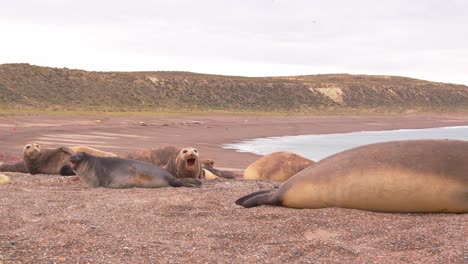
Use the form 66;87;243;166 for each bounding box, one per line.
236;190;280;208
170;178;202;188
235;190;273;205
59;165;76;176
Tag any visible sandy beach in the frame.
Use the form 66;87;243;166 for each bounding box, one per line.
1;114;467;263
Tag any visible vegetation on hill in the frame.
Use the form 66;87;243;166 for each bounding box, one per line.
1;63;467;113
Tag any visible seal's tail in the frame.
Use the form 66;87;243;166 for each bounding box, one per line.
235;189;280;208
171;178;202;188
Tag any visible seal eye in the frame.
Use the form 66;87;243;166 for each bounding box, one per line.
194;149;198;153
183;150;188;154
26;146;30;149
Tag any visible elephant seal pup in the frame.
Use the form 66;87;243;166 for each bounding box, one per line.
0;160;28;173
23;143;75;175
236;140;468;213
165;147;204;179
69;152;201;188
0;173;12;184
70;146;117;157
244;152;315;182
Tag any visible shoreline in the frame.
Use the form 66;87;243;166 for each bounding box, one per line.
2;114;468;169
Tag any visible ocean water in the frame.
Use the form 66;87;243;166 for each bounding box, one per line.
223;126;468;161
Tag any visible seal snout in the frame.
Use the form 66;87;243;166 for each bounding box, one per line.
69;153;84;169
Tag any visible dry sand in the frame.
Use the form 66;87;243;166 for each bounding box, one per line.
0;114;467;263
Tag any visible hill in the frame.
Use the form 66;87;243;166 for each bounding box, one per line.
1;63;467;113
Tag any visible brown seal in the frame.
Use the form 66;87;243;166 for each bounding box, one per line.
243;152;315;182
236;140;468;213
124;146;180;166
23;143;75;175
165;147;204;179
69;152;201;188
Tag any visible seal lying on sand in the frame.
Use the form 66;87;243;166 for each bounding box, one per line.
22;143;76;175
236;140;468;213
165;147;204;179
69;152;201;188
202;160;238;179
243;152;315;182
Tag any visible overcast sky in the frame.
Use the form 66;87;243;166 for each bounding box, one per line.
1;0;467;85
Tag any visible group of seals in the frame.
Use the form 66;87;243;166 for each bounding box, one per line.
3;139;467;213
236;140;468;213
69;152;201;188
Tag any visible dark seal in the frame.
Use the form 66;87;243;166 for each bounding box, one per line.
68;152;201;188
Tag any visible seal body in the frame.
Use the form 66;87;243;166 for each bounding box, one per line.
244;152;315;182
70;152;201;188
70;146;117;157
23;143;75;175
165;147;204;179
236;140;468;213
0;160;28;173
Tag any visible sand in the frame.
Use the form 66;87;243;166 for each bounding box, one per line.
0;114;467;263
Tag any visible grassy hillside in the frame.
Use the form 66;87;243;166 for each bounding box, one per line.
1;63;467;113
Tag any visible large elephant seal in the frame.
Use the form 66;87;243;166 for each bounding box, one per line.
236;140;468;213
69;152;201;188
243;152;315;182
0;173;12;185
165;147;204;179
23;143;75;175
70;146;117;157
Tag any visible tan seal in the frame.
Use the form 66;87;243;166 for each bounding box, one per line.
243;152;315;182
70;146;117;157
165;147;204;179
236;140;468;213
0;173;12;184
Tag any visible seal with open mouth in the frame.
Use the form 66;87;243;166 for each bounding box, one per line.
165;147;204;179
69;152;201;188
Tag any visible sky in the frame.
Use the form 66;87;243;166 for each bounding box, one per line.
1;0;467;85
